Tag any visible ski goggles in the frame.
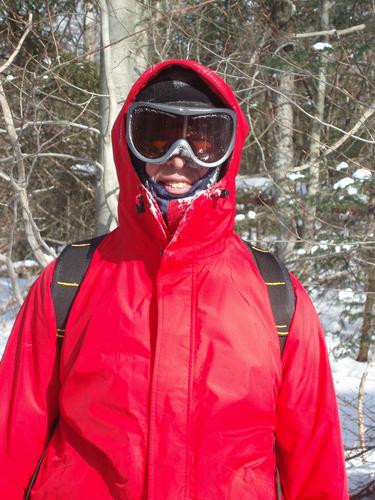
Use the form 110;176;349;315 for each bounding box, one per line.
126;101;237;168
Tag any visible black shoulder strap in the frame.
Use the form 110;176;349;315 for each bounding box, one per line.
244;241;295;355
51;235;106;343
25;235;106;499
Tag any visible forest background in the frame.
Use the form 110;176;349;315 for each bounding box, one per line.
0;0;374;497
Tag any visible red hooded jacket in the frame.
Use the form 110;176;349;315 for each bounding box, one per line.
0;60;348;499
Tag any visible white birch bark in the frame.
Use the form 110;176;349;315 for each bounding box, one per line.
96;0;147;234
84;2;99;64
273;70;296;259
304;0;331;243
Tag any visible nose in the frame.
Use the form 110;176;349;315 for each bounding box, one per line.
166;155;186;169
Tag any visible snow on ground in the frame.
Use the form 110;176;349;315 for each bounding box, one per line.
1;275;375;495
0;275;37;357
314;292;375;495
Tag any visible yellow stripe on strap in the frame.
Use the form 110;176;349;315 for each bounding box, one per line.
57;281;79;287
276;325;287;329
277;331;289;336
265;281;286;286
71;243;91;247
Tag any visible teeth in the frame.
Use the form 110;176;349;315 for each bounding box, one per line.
166;182;190;188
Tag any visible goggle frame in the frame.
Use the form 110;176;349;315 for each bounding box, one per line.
126;101;237;168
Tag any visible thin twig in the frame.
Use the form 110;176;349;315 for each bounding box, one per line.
0;13;33;75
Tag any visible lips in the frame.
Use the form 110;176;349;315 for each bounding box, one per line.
163;181;192;194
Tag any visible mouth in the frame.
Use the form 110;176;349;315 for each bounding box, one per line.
162;181;192;195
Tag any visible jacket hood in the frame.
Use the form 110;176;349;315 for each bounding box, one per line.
111;59;249;260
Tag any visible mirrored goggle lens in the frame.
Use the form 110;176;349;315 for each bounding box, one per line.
130;107;234;163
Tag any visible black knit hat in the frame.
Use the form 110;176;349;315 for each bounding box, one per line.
135;67;223;107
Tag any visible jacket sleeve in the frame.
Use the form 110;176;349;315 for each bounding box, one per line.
275;275;349;499
0;260;59;498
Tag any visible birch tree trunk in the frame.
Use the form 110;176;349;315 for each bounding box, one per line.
357;268;375;362
96;0;147;235
268;0;296;260
304;0;331;244
84;2;99;64
273;69;296;260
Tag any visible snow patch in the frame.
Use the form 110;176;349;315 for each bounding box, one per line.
288;172;305;181
334;177;355;190
347;185;358;196
70;163;97;176
235;214;246;221
336;162;349;171
338;289;354;302
0;259;37;273
236;175;273;191
247;210;256;220
313;42;332;51
353;168;372;181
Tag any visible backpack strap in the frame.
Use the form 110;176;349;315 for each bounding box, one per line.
25;236;106;499
244;241;295;355
51;235;106;343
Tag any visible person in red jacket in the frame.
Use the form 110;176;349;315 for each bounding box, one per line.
0;60;348;499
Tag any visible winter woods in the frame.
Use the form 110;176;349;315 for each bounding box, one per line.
0;0;374;495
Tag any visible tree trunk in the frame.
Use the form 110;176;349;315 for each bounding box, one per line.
357;261;375;362
304;0;330;244
96;0;147;235
268;0;297;260
273;69;296;260
84;2;99;64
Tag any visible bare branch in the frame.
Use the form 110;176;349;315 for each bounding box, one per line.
169;21;375;145
0;171;10;182
290;22;367;40
0;154;103;175
0;121;101;136
44;0;218;76
0;13;33;75
0;25;55;266
292;98;375;172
